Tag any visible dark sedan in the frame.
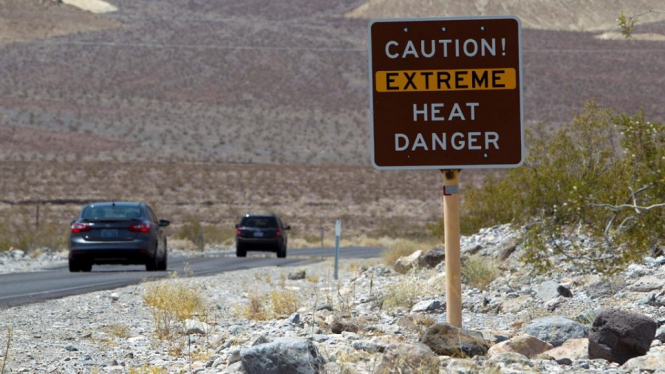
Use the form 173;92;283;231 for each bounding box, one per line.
69;202;169;272
235;214;290;258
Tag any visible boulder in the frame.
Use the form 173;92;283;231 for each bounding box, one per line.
622;351;665;372
394;250;423;274
588;308;658;364
420;248;445;268
288;270;306;280
487;334;553;358
523;316;588;347
420;322;490;357
374;343;439;374
240;338;326;374
542;338;589;364
497;239;517;261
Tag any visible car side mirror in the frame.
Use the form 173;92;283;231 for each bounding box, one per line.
284;225;291;230
159;220;170;227
70;220;76;225
235;224;240;229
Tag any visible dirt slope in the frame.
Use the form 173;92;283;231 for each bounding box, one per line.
0;0;119;44
347;0;665;32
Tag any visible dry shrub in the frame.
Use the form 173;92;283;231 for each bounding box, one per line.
128;366;168;374
237;292;270;321
101;324;131;339
461;255;499;291
142;272;206;339
381;269;445;311
270;290;301;317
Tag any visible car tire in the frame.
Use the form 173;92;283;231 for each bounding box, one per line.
157;250;167;271
80;261;93;272
146;249;158;271
69;259;81;272
277;246;286;258
236;245;246;257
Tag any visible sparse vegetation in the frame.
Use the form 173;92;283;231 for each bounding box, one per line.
461;102;665;274
461;255;500;291
142;270;206;340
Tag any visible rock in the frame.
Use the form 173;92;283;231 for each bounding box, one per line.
497;239;517;261
461;244;482;256
501;295;532;314
542;338;589;363
420;248;445;268
394;250;423;274
374;343;439;374
288;270;306;280
535;281;561;301
557;284;573;297
523;316;588;347
330;320;359;334
287;313;301;325
588;308;658;364
622;352;665;372
411;299;443;313
487;334;553;358
420;322;490;357
656;325;665;343
240;338;325;374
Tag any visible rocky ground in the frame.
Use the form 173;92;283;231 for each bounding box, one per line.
0;225;664;373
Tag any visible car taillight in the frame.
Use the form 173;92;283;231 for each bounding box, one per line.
236;227;242;237
275;229;282;238
71;223;91;233
128;222;151;233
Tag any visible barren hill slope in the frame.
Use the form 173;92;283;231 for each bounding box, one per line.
0;0;664;165
347;0;665;33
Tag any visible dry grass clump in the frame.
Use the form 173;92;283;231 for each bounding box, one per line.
381;270;445;310
461;255;500;291
381;239;430;266
142;271;206;339
270;290;300;317
101;324;131;339
127;366;168;374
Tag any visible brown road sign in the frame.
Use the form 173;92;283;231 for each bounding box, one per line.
368;16;524;170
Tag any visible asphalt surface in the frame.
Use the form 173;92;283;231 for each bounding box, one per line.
0;246;384;309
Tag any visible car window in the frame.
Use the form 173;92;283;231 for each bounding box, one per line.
82;205;142;220
147;207;158;223
241;217;278;228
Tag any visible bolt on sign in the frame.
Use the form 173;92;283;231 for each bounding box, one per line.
368;16;524;170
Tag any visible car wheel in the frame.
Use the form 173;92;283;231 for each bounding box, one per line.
158;250;167;271
277;246;286;258
69;259;81;272
80;261;93;272
146;249;158;271
236;245;246;257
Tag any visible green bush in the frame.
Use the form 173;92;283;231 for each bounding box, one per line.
461;101;665;274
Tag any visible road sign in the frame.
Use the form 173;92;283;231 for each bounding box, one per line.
368;16;524;170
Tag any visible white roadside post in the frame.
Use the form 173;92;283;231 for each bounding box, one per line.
334;218;341;280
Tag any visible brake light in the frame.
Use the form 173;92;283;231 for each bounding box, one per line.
128;222;151;233
71;223;91;233
236;227;242;237
275;229;282;238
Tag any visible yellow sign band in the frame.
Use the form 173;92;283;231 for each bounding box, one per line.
376;68;516;92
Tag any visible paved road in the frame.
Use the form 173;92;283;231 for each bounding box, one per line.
0;246;384;309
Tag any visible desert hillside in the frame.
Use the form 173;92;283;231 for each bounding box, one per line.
0;0;664;240
347;0;665;33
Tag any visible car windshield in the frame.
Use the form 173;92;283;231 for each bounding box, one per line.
241;217;278;228
81;205;142;221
